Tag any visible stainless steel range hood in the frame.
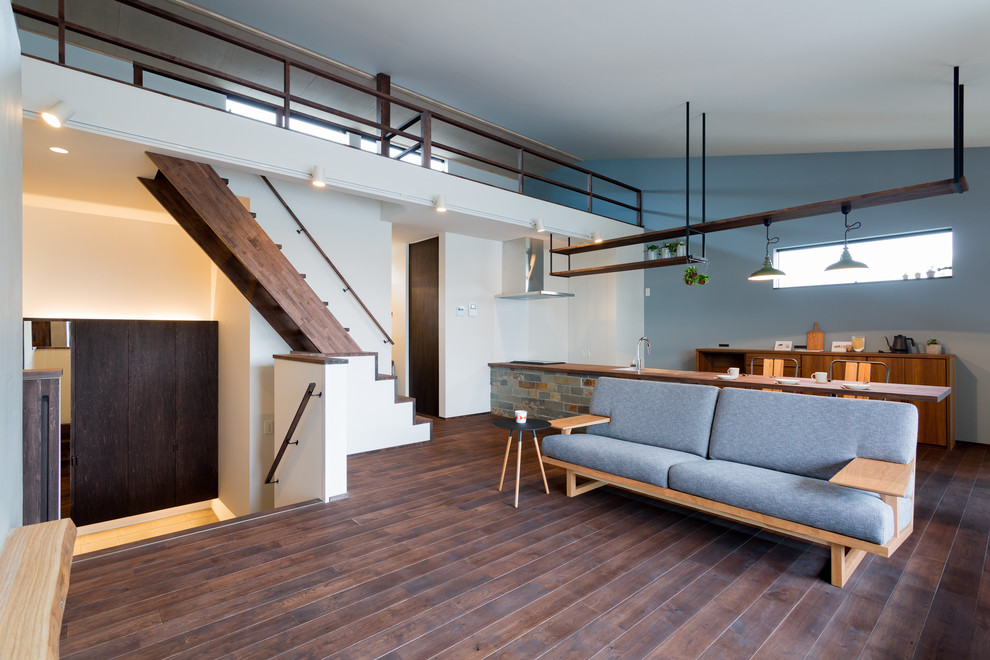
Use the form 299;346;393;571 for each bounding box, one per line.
495;237;574;300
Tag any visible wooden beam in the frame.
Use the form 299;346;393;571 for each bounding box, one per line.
551;255;705;278
552;177;968;257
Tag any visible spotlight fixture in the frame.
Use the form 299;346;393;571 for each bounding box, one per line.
532;218;546;232
41;100;74;128
825;204;868;271
310;165;326;188
748;218;786;281
433;194;447;212
49;147;69;154
591;231;603;243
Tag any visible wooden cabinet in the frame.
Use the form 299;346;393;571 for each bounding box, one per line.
71;320;218;526
22;370;62;524
696;348;955;448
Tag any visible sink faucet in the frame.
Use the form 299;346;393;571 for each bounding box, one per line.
635;337;652;374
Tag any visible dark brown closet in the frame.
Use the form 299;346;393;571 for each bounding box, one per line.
71;320;217;526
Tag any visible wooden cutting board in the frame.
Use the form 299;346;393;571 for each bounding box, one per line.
807;322;824;351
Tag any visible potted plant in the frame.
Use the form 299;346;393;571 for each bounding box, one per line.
645;244;660;260
926;267;936;278
663;241;680;258
926;338;942;354
674;240;687;257
683;266;710;287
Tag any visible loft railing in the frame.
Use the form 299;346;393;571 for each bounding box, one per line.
260;174;394;346
265;382;320;486
13;0;643;225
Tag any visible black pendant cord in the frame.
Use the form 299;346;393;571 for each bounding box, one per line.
840;204;860;249
763;218;779;259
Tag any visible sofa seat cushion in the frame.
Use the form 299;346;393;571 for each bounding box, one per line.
542;433;705;489
668;459;894;545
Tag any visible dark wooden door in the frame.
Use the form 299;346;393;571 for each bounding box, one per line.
127;321;177;517
408;237;439;416
72;320;130;526
175;322;219;504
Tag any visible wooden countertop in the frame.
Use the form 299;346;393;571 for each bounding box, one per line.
489;362;951;403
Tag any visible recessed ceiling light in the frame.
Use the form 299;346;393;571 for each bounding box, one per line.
49;147;69;154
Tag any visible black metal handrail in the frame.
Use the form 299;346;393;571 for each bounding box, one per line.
13;0;644;225
260;175;394;346
265;382;320;486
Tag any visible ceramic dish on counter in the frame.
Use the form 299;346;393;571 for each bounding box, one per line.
841;381;871;390
775;378;800;385
715;374;739;380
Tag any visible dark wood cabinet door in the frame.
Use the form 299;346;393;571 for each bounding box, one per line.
126;321;177;517
72;321;130;526
70;320;218;526
175;322;218;504
409;237;439;416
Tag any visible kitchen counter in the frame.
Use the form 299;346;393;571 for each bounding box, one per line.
490;361;951;445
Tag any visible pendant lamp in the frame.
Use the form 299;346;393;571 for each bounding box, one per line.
825;204;868;271
748;218;786;281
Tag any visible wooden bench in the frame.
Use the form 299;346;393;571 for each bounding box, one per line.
0;519;77;659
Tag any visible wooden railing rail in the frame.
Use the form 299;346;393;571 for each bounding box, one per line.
260;175;395;346
265;382;319;486
13;0;643;225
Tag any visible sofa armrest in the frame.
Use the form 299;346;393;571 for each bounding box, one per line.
550;414;610;435
829;457;915;497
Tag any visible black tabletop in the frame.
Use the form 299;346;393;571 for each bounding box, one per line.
493;417;552;432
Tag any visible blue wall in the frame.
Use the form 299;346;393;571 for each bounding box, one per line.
586;147;990;445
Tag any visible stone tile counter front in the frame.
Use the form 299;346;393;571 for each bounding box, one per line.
490;365;599;419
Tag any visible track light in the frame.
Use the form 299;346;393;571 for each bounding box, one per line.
591;231;603;243
41;100;74;128
433;194;447;212
825;204;868;271
310;165;326;188
532;218;545;232
748;218;786;281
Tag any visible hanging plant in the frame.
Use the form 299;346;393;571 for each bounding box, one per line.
683;266;710;287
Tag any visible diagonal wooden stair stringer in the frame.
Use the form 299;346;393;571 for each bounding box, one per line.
139;152;361;354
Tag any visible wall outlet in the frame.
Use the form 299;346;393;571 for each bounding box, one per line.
645;287;650;296
264;420;274;435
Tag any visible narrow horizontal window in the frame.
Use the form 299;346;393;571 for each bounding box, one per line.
225;98;277;125
774;228;952;288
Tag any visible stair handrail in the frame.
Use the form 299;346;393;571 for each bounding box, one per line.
265;381;320;485
261;175;395;346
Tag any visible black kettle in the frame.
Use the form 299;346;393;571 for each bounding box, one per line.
885;335;916;353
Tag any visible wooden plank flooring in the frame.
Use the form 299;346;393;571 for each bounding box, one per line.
60;414;990;659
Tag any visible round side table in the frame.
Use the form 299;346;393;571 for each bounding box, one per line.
493;417;551;507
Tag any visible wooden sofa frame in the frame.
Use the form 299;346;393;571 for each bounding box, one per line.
546;415;915;588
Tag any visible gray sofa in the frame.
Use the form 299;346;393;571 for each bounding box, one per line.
541;377;918;587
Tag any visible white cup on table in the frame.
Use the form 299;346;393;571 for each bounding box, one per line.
813;372;828;384
727;367;740;377
515;410;527;423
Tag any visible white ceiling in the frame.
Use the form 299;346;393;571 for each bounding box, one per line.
178;0;990;160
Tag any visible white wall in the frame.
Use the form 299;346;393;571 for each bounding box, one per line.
22;204;213;319
439;233;503;417
0;1;23;544
390;238;408;394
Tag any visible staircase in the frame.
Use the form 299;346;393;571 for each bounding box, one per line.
140;152;430;448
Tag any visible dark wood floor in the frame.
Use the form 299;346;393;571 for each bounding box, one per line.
61;414;990;659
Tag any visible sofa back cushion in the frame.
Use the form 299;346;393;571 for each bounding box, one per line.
589;377;719;456
708;388;918;480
